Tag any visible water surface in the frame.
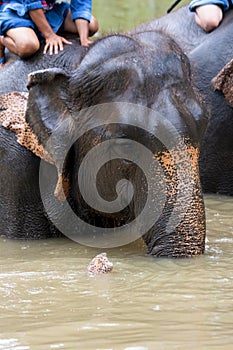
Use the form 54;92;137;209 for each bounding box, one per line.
1;194;233;349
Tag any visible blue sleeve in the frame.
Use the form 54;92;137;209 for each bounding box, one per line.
189;0;230;12
1;0;43;17
70;0;92;22
24;0;43;11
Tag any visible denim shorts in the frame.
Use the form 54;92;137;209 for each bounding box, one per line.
0;2;70;36
189;0;232;12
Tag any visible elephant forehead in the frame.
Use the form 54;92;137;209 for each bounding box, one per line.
69;33;189;107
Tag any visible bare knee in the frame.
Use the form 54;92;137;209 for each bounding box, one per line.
195;5;223;32
205;18;221;32
89;16;99;37
16;39;40;58
195;14;221;32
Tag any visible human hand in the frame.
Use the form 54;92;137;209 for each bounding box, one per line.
80;38;93;47
43;33;72;55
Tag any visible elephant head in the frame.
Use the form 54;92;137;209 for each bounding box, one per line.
25;31;208;257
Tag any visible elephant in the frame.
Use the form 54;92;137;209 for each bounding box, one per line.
0;6;232;257
136;6;233;195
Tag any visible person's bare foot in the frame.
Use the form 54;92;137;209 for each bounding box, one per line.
0;36;5;68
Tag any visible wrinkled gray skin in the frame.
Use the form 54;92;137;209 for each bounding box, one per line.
0;40;87;93
0;6;232;256
136;7;233;196
0;41;87;239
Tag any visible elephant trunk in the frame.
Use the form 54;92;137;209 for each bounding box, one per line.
143;138;206;257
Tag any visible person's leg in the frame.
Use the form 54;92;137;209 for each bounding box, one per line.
0;8;40;67
2;27;40;58
0;37;5;67
89;16;99;37
0;27;40;68
195;4;223;32
63;10;99;36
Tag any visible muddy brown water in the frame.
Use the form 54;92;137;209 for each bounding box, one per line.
1;195;233;349
1;1;233;349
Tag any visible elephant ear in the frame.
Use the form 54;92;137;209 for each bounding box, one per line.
26;68;74;201
212;58;233;107
26;68;72;143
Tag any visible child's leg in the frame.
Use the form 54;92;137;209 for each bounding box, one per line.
63;10;98;36
0;37;5;67
195;4;223;32
88;16;99;36
2;27;40;58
